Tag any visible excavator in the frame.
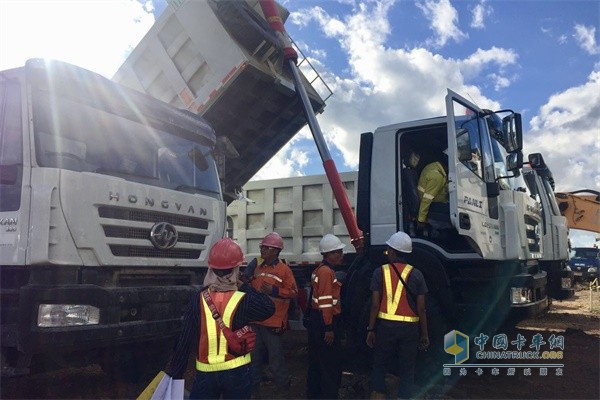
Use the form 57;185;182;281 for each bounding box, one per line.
555;190;600;235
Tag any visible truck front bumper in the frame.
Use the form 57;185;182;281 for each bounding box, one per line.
16;284;195;354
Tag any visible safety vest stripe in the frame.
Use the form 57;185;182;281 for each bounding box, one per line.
256;272;283;283
196;353;251;372
377;312;419;322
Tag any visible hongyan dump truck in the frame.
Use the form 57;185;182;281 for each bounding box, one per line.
0;0;326;378
229;90;549;385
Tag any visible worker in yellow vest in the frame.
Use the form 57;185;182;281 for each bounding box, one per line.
165;238;274;399
366;231;429;399
242;232;298;394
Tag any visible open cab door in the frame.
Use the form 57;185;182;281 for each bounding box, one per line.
445;89;504;259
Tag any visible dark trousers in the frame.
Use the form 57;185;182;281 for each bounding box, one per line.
189;364;252;399
371;322;419;399
306;313;342;399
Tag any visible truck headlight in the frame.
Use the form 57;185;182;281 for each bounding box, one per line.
38;304;100;327
588;267;597;274
510;288;532;304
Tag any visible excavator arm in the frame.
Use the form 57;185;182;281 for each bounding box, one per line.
555;190;600;234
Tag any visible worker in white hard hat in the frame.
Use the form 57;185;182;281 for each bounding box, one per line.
366;231;429;399
306;233;345;399
242;232;297;395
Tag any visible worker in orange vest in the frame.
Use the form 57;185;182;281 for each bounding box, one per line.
306;234;345;399
366;231;429;399
242;232;298;394
165;238;275;399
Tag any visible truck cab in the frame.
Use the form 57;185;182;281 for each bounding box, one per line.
353;90;548;338
523;153;574;299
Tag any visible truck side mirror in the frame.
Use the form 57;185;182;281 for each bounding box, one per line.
506;151;523;172
528;153;546;169
502;113;523;152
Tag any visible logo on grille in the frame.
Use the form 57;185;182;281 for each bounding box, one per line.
150;222;178;250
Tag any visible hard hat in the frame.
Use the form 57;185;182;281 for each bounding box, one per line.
208;238;244;269
386;231;412;253
319;234;346;254
260;232;284;249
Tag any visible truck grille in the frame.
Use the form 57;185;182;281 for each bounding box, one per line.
98;206;208;259
524;216;541;253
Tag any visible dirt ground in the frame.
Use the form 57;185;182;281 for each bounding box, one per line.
1;283;598;399
252;282;600;400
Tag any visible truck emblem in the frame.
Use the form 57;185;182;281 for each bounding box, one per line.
150;222;178;250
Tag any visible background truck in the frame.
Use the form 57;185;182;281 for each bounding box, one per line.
523;154;574;300
229;90;550;387
0;0;326;378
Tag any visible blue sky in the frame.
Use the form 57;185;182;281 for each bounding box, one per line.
1;0;598;246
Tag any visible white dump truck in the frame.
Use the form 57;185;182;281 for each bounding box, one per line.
0;0;326;378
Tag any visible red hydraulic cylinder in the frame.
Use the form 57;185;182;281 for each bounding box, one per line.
259;0;363;252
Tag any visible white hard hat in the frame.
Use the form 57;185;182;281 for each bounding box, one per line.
386;231;412;253
319;234;346;254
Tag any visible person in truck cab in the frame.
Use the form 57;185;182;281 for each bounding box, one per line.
366;231;429;399
241;232;298;395
306;234;345;399
417;148;451;236
165;238;274;399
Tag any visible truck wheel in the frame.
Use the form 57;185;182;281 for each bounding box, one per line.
213;0;282;54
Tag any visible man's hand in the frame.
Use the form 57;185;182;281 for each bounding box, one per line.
419;336;430;351
417;221;428;231
366;331;376;348
260;282;273;295
324;331;334;346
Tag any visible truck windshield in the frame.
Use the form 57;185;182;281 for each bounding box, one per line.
31;87;221;198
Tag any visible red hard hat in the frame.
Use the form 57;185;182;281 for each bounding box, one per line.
260;232;284;249
208;238;244;269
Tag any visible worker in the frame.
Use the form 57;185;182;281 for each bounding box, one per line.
366;231;429;399
417;148;451;234
165;238;275;399
241;232;298;395
306;234;345;399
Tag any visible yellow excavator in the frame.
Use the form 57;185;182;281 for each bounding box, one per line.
555;190;600;235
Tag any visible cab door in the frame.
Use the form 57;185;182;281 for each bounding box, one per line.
445;89;501;258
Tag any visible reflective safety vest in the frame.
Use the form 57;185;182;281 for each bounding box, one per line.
378;263;419;322
196;290;251;372
251;257;297;328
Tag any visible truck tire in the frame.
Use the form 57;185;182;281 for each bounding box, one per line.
212;0;282;54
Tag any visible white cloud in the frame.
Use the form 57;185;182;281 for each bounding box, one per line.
573;24;600;55
471;1;493;29
0;0;154;78
261;2;514;173
416;0;468;47
525;68;600;192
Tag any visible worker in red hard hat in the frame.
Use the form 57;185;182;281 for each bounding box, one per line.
165;238;275;399
306;233;345;399
241;232;298;396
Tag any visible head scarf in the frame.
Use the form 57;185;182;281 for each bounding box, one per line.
203;266;241;292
